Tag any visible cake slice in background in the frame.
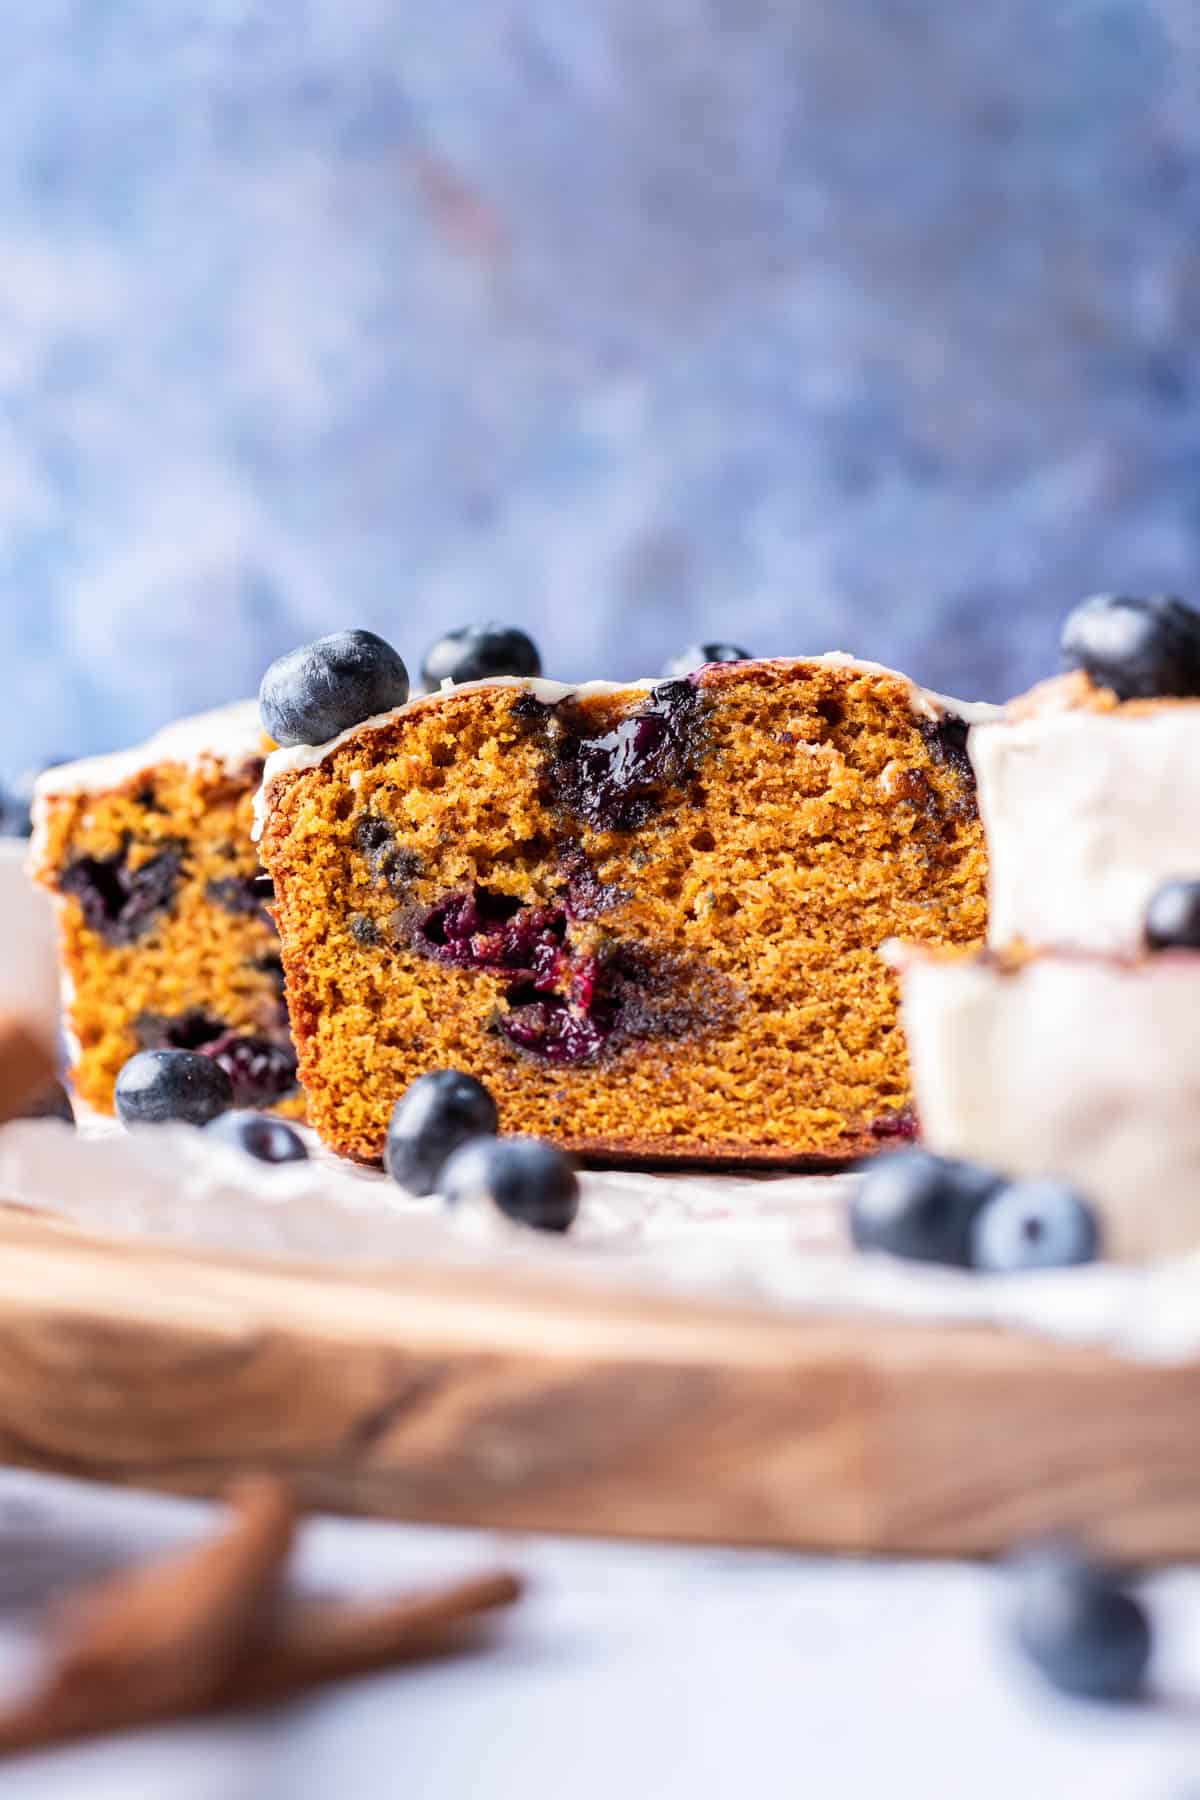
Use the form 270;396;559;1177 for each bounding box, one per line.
255;642;994;1165
971;593;1200;955
31;704;301;1118
889;934;1200;1260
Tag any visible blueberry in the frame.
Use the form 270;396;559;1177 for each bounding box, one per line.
1144;878;1200;950
385;1069;499;1196
438;1135;580;1233
849;1149;1003;1267
115;1049;233;1127
1061;593;1200;701
970;1178;1101;1272
1010;1541;1151;1701
259;630;410;747
205;1110;309;1164
661;643;752;678
199;1033;299;1109
421;624;542;689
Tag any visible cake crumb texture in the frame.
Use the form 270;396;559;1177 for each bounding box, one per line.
34;752;301;1117
259;660;988;1163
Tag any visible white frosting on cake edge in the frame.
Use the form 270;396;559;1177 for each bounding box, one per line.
970;705;1200;954
34;699;266;801
252;654;997;839
889;943;1200;1259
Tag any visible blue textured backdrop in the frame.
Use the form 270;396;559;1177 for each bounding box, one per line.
2;1;1200;769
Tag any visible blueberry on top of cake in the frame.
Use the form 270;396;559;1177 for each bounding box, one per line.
254;637;993;1165
31;702;301;1118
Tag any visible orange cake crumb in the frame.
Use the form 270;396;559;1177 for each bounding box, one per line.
258;658;990;1165
32;705;302;1118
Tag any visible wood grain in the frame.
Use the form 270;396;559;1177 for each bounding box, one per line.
0;1208;1194;1559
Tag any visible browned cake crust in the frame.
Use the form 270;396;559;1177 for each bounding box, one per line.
258;658;989;1164
32;712;302;1118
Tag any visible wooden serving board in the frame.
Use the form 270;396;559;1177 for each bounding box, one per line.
0;1206;1197;1560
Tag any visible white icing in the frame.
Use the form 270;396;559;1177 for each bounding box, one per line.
892;946;1200;1259
34;700;265;802
971;707;1200;954
253;656;997;838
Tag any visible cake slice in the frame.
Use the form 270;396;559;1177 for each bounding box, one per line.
255;652;992;1164
890;936;1200;1259
972;594;1200;954
32;705;301;1117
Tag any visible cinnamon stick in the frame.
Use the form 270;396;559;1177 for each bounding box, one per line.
0;1476;295;1753
222;1570;523;1708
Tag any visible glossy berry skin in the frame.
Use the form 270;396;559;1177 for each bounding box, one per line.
970;1178;1101;1272
849;1149;1003;1267
205;1110;309;1164
1144;878;1200;951
385;1069;499;1196
421;624;542;689
1010;1542;1151;1701
259;630;410;747
114;1049;233;1127
661;643;752;678
1061;593;1200;702
438;1135;580;1233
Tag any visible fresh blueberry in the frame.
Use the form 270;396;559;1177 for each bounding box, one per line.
1061;593;1200;701
1010;1541;1152;1702
849;1149;1003;1267
421;624;542;689
661;643;752;678
114;1049;233;1127
259;630;410;747
205;1110;309;1164
438;1135;580;1233
970;1178;1102;1272
1144;878;1200;951
385;1069;499;1196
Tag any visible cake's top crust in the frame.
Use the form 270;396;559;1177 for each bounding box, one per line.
252;654;997;839
35;701;267;802
1001;669;1199;722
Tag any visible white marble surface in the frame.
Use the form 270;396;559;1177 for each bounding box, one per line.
0;1472;1196;1800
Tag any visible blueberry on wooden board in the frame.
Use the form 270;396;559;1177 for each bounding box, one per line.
115;1049;233;1127
1061;593;1200;701
206;1110;308;1164
849;1149;1003;1267
970;1178;1101;1271
385;1069;499;1196
438;1135;580;1233
259;630;410;746
1144;878;1200;951
421;624;541;688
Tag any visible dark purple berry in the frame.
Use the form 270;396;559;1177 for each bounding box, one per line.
115;1049;233;1127
1010;1541;1151;1701
918;714;975;789
421;624;541;689
543;681;706;833
206;873;273;917
205;1110;308;1164
850;1149;1003;1267
661;643;751;678
385;1069;499;1196
439;1135;580;1233
260;629;410;747
1144;878;1200;951
970;1178;1102;1272
60;843;184;946
1061;593;1200;701
199;1033;299;1109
